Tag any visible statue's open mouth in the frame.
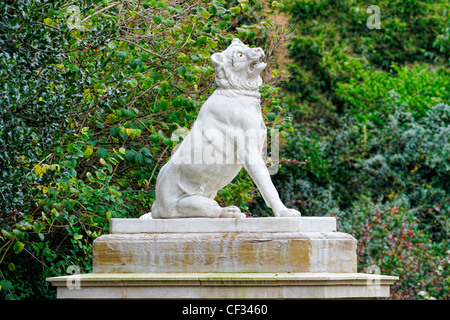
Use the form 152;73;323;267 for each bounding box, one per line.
249;56;266;73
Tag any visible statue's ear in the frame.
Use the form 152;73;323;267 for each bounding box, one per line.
211;52;224;68
232;38;243;45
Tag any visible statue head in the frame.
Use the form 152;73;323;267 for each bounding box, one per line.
210;38;266;91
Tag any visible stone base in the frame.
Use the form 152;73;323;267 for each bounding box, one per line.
93;232;357;273
93;217;356;273
46;217;399;299
46;272;399;299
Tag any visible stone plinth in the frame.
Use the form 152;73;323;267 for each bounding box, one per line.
46;217;399;299
93;232;356;273
46;272;399;299
93;217;356;273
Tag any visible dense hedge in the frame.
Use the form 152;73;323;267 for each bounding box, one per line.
251;0;449;299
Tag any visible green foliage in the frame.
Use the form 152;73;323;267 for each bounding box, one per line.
0;0;290;299
336;63;450;124
339;196;449;299
2;0;447;301
283;0;449;116
249;0;450;299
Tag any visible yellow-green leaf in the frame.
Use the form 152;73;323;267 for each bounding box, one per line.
86;172;95;182
160;81;169;91
201;9;211;19
82;186;93;197
125;128;133;136
230;6;241;14
83;145;94;158
106;113;118;124
13;241;24;254
95;170;107;180
34;164;43;176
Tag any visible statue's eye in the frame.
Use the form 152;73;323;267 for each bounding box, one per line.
237;52;243;58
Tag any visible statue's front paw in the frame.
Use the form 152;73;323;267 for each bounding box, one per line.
220;206;246;218
275;208;301;217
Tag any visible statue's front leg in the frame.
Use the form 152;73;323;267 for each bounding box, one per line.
243;149;301;217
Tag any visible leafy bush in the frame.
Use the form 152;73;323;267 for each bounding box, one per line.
338;196;449;300
251;0;450;299
336;63;450;124
283;0;449;117
0;0;291;299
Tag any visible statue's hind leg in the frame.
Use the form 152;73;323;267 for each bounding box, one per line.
177;196;245;218
177;196;221;218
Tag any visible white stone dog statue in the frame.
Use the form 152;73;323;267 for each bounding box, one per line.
141;38;301;219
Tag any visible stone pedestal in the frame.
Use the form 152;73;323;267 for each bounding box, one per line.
46;217;398;299
93;217;356;273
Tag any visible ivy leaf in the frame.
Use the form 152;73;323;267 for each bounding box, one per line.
86;171;96;182
117;179;128;187
95;170;107;180
177;66;187;76
163;137;173;146
230;6;241;14
201;9;211;19
107;114;118;124
117;51;127;60
236;27;248;38
240;2;250;12
134;152;144;164
82;186;93;197
125;150;135;162
13;241;24;254
43;247;54;260
0;280;12;292
83;146;94;158
141;147;152;157
62;199;76;210
160;81;169;91
153;14;162;24
150;135;160;143
65;159;77;169
162;19;173;27
97;147;109;159
1;230;12;240
128;79;138;87
197;36;207;44
67;143;74;153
